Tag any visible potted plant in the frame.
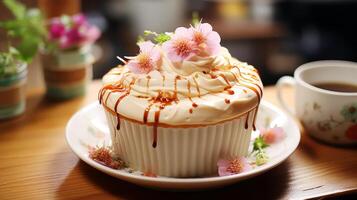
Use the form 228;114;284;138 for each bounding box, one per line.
0;0;46;119
41;14;100;100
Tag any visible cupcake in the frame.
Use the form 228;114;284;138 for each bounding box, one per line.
99;22;263;177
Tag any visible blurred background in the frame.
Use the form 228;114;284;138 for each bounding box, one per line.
1;0;357;88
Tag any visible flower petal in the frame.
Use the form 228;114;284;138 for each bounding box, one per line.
261;127;286;144
198;23;213;36
127;60;143;74
139;41;155;54
174;27;193;39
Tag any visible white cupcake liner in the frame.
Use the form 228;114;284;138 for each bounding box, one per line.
104;109;255;177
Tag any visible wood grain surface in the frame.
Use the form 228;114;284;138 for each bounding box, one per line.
0;81;356;200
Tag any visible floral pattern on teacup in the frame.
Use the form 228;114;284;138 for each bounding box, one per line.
341;103;357;140
305;102;357;141
341;103;357;123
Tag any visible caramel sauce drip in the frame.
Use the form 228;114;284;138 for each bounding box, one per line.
143;103;154;124
104;91;112;105
219;74;231;86
187;80;192;102
230;71;239;82
252;107;259;131
227;90;235;95
233;66;263;130
99;84;124;104
113;77;136;130
233;65;263;100
192;76;201;97
245;111;250;129
209;73;217;79
173;75;181;103
116;114;121;130
152;109;161;148
144;90;179;148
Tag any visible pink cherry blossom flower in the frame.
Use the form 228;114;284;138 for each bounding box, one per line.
217;157;252;176
260;127;285;144
162;27;197;62
190;23;221;56
127;41;161;74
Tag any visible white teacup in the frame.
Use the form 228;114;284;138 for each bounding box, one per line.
277;60;357;145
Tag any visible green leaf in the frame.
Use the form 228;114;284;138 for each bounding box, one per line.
144;30;156;36
3;0;26;19
0;47;22;78
192;11;200;26
137;35;145;44
253;136;269;152
154;33;170;44
0;0;47;63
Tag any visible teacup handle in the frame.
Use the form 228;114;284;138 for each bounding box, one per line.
276;76;296;116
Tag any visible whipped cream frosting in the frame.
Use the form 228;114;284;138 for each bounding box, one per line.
100;47;263;127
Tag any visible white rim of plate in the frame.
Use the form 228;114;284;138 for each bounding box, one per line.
66;100;300;183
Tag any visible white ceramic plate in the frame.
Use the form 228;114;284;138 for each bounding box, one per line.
66;101;300;190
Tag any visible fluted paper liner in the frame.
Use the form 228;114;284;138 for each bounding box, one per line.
104;109;255;177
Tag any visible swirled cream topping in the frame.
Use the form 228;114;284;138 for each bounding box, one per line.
100;47;263;127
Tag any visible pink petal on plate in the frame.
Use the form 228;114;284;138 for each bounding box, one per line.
261;127;286;144
218;167;235;177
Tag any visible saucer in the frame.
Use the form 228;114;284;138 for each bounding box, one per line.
66;101;300;190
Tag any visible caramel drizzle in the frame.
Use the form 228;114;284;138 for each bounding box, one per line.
99;64;263;148
173;75;181;103
99;73;130;104
245;111;250;129
187;80;199;110
219;74;231;86
104;91;112;105
192;76;201;97
99;84;125;104
113;77;137;130
209;73;217;79
187;80;192;102
143;103;154;124
152;109;161;148
252;107;259;131
227;89;235;95
231;66;263;130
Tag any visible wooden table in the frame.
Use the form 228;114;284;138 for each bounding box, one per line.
1;81;356;200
